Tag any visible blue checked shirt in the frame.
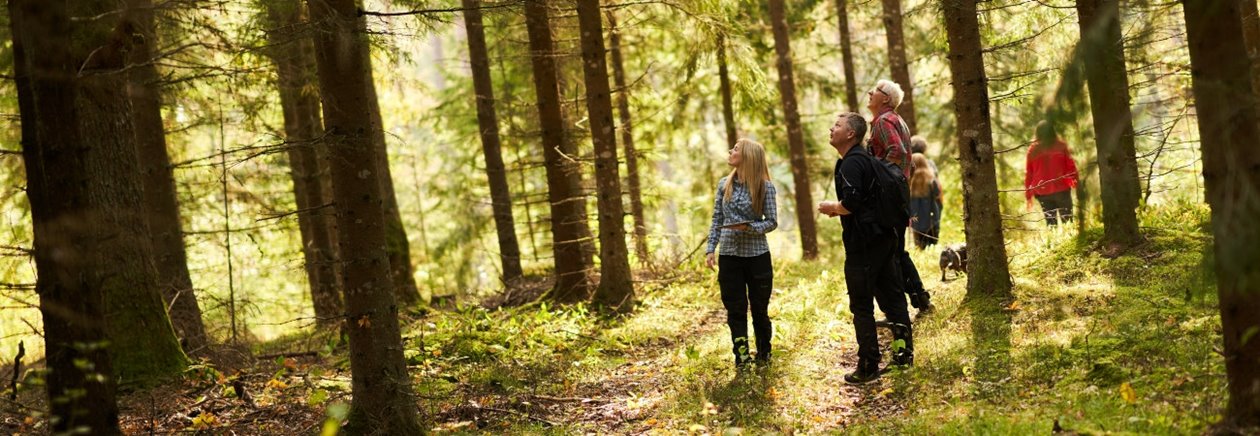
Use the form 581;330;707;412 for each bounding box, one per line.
706;177;778;257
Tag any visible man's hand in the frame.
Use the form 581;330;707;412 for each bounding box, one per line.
705;253;716;270
817;201;842;217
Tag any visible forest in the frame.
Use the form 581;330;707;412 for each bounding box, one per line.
0;0;1258;434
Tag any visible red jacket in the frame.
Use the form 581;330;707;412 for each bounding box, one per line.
1024;140;1078;200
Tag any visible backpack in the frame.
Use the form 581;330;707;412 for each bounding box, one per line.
857;148;911;229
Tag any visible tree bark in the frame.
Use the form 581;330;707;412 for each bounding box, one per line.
265;0;345;326
607;9;650;264
1238;0;1260;98
942;0;1013;299
1076;0;1142;247
523;0;596;301
125;0;211;352
305;0;422;432
463;0;524;286
577;0;635;311
718;34;739;149
837;0;861;113
768;0;819;260
9;2;123;432
1183;0;1260;426
880;0;918;132
364;73;422;307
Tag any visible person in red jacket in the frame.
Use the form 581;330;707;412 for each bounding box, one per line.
1025;121;1079;226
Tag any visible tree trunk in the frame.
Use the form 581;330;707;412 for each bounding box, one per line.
305;0;422;432
462;0;524;286
942;0;1013;299
1076;0;1142;247
265;0;345;326
1183;0;1260;426
523;0;596;301
718;34;739;149
9;2;123;432
837;0;861;112
577;0;635;311
607;10;650;264
880;0;918;132
768;0;819;260
364;76;422;307
125;0;210;352
1238;0;1260;97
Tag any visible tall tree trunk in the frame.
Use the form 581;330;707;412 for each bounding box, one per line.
942;0;1013;299
577;0;635;311
523;0;596;301
837;0;861;112
768;0;819;260
1076;0;1142;247
1239;0;1260;97
1183;0;1260;426
9;2;123;432
607;10;650;264
718;34;739;149
126;0;210;352
365;77;422;307
880;0;918;132
305;0;422;432
265;0;345;326
462;0;524;286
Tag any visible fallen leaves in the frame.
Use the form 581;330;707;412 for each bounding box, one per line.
1119;382;1137;404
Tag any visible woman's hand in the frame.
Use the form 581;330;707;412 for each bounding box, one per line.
705;253;716;270
729;224;751;232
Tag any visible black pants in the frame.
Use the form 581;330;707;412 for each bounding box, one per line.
1036;190;1074;226
894;226;925;294
844;236;913;365
718;252;773;364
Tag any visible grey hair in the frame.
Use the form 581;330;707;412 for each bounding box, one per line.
910;135;928;154
841;112;867;145
875;79;905;109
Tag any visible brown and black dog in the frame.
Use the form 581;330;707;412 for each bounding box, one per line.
939;243;967;281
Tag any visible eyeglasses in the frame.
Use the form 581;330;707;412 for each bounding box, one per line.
868;87;890;97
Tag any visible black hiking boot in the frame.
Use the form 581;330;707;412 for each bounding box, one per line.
844;361;881;384
889;349;914;368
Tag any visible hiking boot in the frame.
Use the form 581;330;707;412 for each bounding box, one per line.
890;349;914;368
909;291;933;312
844;361;881;384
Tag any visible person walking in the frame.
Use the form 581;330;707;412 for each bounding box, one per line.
705;138;779;368
865;79;931;311
818;113;914;384
909;153;942;249
1024;121;1079;226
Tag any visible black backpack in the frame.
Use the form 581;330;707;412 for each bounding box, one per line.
857;148;911;229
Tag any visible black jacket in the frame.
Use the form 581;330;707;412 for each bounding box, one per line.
835;145;892;250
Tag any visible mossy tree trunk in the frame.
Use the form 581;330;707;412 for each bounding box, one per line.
607;10;650;264
578;0;635;311
942;0;1013;299
265;0;345;326
126;0;211;353
1183;0;1260;426
769;0;819;260
305;0;422;432
523;0;596;301
1076;0;1142;247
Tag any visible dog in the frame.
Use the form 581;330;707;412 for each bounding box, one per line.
939;243;967;281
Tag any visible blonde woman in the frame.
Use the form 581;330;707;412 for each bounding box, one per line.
909;153;942;249
705;138;779;368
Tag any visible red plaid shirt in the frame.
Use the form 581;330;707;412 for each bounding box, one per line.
868;108;913;178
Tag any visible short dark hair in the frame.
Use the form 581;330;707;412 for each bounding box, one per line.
841;112;867;145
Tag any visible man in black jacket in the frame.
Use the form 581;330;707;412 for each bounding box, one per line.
818;112;915;384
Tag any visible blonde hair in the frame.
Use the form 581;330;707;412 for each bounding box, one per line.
724;138;771;215
910;153;936;198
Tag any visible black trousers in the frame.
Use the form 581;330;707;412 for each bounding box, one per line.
1036;190;1074;226
718;252;773;364
894;226;925;294
845;236;913;365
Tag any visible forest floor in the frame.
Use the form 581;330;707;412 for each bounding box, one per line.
0;203;1229;435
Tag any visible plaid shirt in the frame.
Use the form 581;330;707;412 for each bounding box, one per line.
706;177;778;257
869;109;913;178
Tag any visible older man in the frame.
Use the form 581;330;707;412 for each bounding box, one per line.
819;112;914;384
866;80;932;312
